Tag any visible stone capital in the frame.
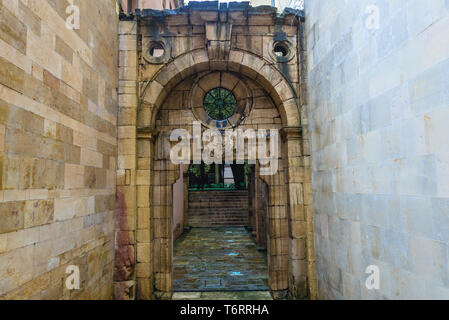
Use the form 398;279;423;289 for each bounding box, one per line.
281;126;302;142
137;127;159;142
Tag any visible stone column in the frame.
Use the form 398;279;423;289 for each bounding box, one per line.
152;132;178;299
261;157;289;299
135;128;158;299
282;126;315;299
302;124;317;300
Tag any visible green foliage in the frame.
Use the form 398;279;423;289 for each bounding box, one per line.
189;163;211;178
244;161;251;176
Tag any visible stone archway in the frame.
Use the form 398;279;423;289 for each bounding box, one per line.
133;50;313;299
115;6;316;300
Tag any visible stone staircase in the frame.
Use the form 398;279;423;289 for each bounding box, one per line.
188;190;249;227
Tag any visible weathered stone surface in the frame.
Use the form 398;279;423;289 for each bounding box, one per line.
24;200;54;228
0;201;25;233
114;245;135;281
0;3;27;54
307;0;449;300
0;0;117;300
114;280;135;300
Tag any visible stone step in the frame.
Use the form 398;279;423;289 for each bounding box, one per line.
188;190;249;227
189;197;248;201
189;199;248;203
189;195;248;199
189;193;248;197
189;210;247;214
189;191;248;198
189;202;248;207
189;221;248;225
189;220;248;226
189;217;247;220
188;203;248;209
188;196;248;201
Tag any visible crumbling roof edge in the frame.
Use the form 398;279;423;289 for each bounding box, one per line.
119;2;305;22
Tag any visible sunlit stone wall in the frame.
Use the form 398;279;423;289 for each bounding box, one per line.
0;0;118;299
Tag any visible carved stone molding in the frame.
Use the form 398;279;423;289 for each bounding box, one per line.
142;38;171;65
205;22;232;60
281;126;302;141
268;39;296;63
137;127;159;142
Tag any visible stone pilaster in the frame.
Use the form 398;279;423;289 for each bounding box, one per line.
152;132;178;299
135;128;158;299
281;126;316;299
260;158;289;299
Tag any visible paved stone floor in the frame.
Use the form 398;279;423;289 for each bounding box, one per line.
172;291;273;300
173;227;269;293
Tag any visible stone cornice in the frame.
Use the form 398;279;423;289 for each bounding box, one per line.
120;2;304;25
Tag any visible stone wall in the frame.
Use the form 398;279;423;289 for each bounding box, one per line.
0;0;118;299
306;0;449;299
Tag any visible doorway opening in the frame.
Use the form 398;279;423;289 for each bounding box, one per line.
172;163;269;293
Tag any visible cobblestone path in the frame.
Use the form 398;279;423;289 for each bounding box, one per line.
173;227;269;292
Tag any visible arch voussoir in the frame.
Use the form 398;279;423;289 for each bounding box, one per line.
173;52;196;79
140;48;300;129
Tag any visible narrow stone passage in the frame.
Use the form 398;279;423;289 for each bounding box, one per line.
173;227;269;293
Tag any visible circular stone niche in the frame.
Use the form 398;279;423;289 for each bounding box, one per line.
269;40;295;63
190;72;253;129
143;39;169;64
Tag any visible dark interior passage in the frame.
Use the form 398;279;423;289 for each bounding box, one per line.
173;163;269;292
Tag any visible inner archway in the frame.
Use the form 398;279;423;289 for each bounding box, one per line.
148;68;291;298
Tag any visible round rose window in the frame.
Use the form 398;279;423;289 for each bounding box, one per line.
203;87;237;121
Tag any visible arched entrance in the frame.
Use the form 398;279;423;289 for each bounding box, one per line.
115;4;315;300
132;48;312;299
